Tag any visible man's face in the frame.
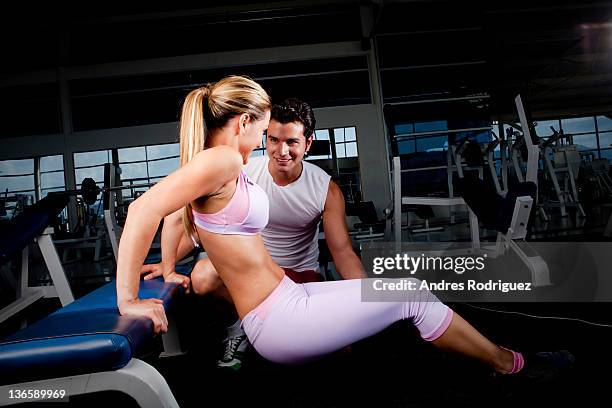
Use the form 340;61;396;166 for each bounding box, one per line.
266;119;313;174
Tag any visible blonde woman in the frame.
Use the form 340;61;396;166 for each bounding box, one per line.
116;75;571;378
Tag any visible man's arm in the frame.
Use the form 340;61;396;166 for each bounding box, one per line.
321;181;366;279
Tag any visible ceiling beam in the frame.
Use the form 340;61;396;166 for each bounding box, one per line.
0;41;366;87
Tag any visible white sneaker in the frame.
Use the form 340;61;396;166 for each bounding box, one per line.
217;331;249;370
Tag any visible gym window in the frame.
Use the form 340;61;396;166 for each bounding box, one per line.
74;150;112;189
73;149;112;211
0;155;66;219
308;127;361;203
306;126;359;161
0;158;35;219
529;115;611;160
40;155;66;198
117;143;180;199
394;121;450;155
147;143;180;181
333;127;358;159
309;129;332;160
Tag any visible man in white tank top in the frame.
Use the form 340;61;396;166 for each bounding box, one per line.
243;151;364;281
142;98;365;368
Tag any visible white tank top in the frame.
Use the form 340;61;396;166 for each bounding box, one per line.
244;156;331;272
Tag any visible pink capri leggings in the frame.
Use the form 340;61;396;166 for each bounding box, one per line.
242;276;453;364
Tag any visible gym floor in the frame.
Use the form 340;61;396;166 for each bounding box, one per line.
156;299;610;408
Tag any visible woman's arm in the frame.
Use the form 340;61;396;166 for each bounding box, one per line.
141;210;197;292
160;209;198;275
116;146;242;331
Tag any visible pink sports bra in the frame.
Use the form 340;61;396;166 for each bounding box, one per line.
192;171;269;235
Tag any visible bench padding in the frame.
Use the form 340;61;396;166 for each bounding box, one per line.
0;278;180;385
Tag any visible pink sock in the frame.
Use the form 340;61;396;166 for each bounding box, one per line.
510;350;525;373
502;348;524;374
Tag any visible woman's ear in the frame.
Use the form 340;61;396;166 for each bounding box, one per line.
238;113;250;134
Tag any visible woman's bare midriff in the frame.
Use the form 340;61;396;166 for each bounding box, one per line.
197;229;285;319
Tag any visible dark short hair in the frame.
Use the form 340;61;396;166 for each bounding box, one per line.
271;98;316;138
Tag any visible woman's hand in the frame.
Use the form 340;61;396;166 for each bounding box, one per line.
118;298;169;334
141;264;190;293
141;263;164;280
163;271;191;294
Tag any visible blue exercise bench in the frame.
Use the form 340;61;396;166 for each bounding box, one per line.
0;193;185;407
0;278;183;407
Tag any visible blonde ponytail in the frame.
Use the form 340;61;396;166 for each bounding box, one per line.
179;76;271;240
180;87;210;239
180;86;210;167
